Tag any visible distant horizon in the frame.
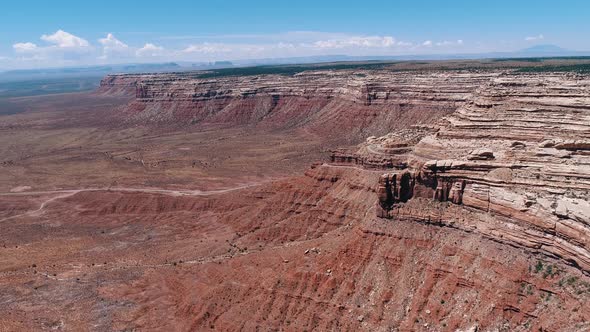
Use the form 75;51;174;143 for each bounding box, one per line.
2;1;590;70
3;44;590;73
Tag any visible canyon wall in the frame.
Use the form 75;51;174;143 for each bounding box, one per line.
370;73;590;273
99;71;492;140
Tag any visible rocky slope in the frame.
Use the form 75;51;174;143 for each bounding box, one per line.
3;165;589;331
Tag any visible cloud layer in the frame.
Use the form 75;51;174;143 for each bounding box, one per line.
4;29;473;68
11;30;94;64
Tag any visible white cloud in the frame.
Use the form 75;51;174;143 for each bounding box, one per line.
136;43;165;57
525;34;544;41
277;42;296;49
182;43;232;54
98;33;131;59
13;42;38;53
99;33;128;49
435;40;464;47
312;35;400;49
6;29;477;69
382;36;396;47
11;30;93;66
41;30;89;48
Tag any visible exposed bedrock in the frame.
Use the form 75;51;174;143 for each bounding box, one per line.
99;71;494;140
372;73;590;273
101;69;590;274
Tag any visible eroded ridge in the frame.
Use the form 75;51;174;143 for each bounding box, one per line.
101;70;491;104
365;73;590;272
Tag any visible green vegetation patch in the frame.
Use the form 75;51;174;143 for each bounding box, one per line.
516;63;590;73
195;62;396;78
493;57;545;63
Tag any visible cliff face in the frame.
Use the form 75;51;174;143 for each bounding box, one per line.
368;73;590;273
101;71;484;104
99;71;492;140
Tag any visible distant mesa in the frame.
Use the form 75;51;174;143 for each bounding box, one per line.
521;44;569;54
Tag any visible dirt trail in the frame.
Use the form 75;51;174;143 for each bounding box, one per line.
320;163;388;172
0;182;264;197
0;181;268;223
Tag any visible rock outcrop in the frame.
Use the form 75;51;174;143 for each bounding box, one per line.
370;73;590;273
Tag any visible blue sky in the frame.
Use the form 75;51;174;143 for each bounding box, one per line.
1;0;588;69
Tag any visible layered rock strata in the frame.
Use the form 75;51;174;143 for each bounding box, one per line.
100;71;489;104
371;73;590;273
99;71;495;140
